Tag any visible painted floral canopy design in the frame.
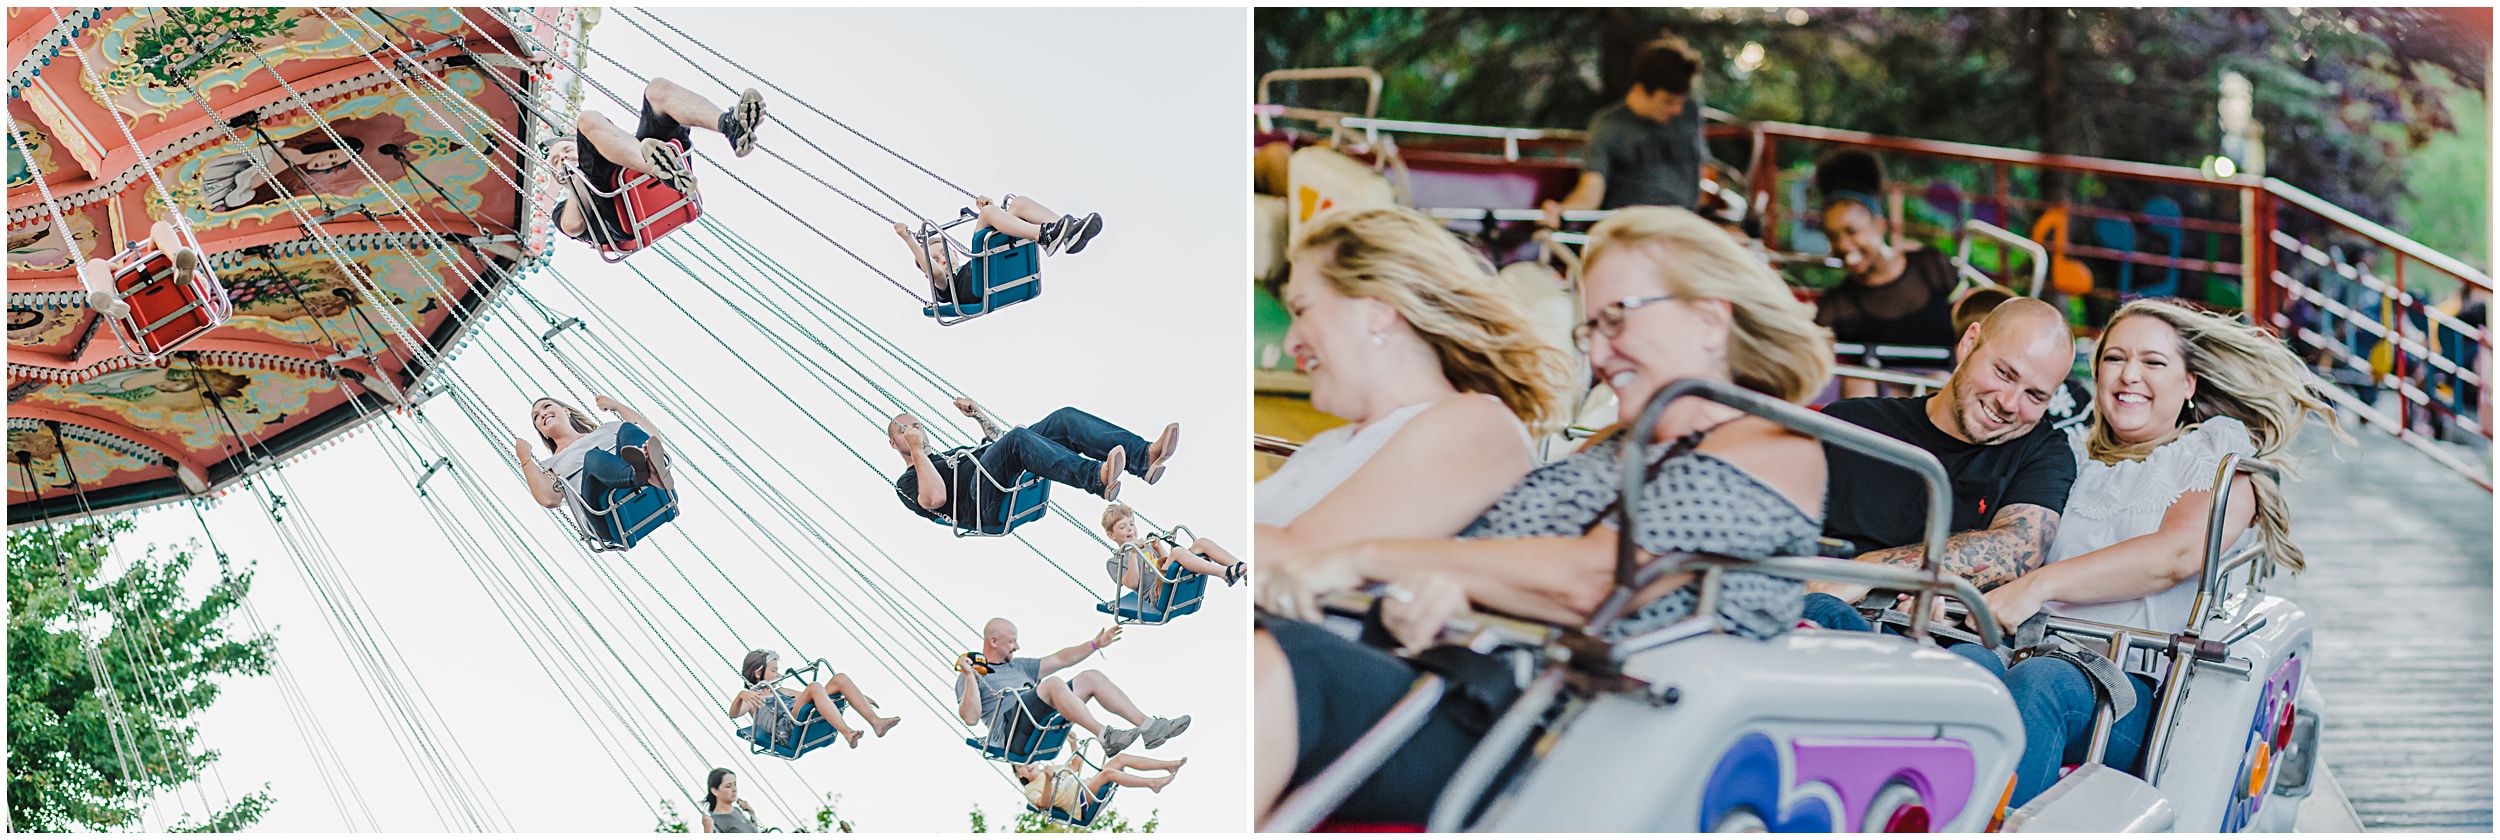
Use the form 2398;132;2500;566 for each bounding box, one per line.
7;7;579;522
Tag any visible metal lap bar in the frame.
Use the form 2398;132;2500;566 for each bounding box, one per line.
1253;434;1303;457
1957;218;2049;296
1255;67;1383;132
2136;454;2282;781
1604;378;1970;644
1427;664;1568;832
1831;342;1955;365
1833;364;1946;394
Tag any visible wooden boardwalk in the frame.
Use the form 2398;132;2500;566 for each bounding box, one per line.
2277;422;2493;832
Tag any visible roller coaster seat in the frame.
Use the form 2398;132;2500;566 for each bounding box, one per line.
102;245;231;360
939;471;1050;538
968;686;1072;763
739;693;850;759
923;227;1041;322
1097;568;1208;625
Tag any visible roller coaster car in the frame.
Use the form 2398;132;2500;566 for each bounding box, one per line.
100;244;232;362
2001;458;2327;833
1264;379;2026;833
576;140;703;264
1098;525;1210;625
966;684;1072;763
920;210;1042;325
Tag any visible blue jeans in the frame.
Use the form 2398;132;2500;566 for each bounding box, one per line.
2004;657;2159;807
977;407;1150;498
579;422;652;503
1798;592;2005;676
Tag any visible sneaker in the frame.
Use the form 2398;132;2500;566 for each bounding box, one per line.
1143;423;1179;485
641;138;697;194
171;247;201;277
1224;563;1247;587
1061;212;1104;254
1038;218;1071;255
1101;726;1140;757
719;88;767;157
1141;715;1190;750
1096;446;1126;502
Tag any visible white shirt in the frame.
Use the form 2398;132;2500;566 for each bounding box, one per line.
1254;395;1527;527
2046;416;2259;671
539;422;624;533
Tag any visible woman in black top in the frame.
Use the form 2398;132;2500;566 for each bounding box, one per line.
1811;150;1960;357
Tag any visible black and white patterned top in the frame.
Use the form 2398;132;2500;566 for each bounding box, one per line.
1458;433;1823;640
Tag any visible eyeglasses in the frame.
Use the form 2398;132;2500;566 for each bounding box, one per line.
1571;295;1679;352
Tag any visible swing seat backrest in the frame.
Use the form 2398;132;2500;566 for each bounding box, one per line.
1097;568;1209;625
1030;782;1116;827
922;228;1042;323
966;700;1071;763
105;248;231;360
580;142;703;263
584;485;678;551
947;472;1050;537
740;693;849;759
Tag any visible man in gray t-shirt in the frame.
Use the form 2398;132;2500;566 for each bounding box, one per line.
954;617;1193;757
1543;36;1707;221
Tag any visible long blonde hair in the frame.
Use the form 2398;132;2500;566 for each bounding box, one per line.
1581;207;1835;403
532;397;599;453
1281;206;1575;434
2085;299;2344;571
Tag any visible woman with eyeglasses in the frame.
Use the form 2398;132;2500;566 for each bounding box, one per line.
1254;206;1836;826
1255;206;1574;575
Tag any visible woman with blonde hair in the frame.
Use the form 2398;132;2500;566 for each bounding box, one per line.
1973;297;2341;807
1014;751;1186;818
514;394;672;519
1255;205;1575;573
1254;207;1834;825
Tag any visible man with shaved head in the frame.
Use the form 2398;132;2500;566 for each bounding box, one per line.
1810;297;2080;609
954;617;1191;757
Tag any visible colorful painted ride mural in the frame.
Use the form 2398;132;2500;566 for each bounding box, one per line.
7;7;581;522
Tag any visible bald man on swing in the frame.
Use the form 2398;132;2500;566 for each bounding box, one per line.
957;617;1192;757
550;77;767;247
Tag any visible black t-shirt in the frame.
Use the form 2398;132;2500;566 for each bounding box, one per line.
1582;97;1705;210
1820;395;2077;554
1816;247;1960;349
894;446;990;526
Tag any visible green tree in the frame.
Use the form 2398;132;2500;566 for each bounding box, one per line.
969;802;1160;833
8;517;273;832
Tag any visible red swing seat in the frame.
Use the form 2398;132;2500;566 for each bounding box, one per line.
102;245;231;361
577;139;704;263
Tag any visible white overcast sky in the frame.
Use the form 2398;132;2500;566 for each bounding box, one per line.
92;6;1248;833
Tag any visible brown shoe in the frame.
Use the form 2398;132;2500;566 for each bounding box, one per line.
619;445;658;489
1097;446;1126;501
1143;423;1179;485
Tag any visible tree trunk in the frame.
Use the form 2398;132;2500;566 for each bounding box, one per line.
2033;7;2071;201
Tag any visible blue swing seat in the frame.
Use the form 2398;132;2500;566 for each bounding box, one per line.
589;484;678;550
967;689;1072;763
922;228;1042;322
1097;570;1209;625
939;472;1051;538
739;694;850;759
1030;782;1117;827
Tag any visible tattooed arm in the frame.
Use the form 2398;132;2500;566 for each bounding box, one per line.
1821;503;2062;598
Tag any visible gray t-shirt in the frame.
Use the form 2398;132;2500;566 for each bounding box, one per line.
707;805;759;833
1582;97;1705;211
973;656;1044;731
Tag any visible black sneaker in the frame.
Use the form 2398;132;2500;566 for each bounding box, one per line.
719;88;767;157
1038;218;1070;254
1062;213;1104;254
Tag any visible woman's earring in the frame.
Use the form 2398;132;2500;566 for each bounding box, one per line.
1371;332;1386;347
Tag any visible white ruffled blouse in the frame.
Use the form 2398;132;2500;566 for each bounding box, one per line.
2046;416;2260;669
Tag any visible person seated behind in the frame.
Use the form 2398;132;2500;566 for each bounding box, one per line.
1970;299;2341;807
513;395;673;519
956;619;1190;756
550;77;768;248
1016;751;1186;816
1953;287;2092;433
889;398;1177;530
1101;504;1248;601
80;220;202;320
1800;297;2080;629
891;195;1102;305
1812;150;1960;398
1540;35;1708;224
726;649;901;752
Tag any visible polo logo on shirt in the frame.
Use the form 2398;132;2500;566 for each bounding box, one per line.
1978;498;1988;515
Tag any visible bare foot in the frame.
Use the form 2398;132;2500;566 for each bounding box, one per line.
871;715;902;738
1148;775;1172;793
843;729;864;749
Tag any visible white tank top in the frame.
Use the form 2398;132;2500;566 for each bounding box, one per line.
1256;396;1533;527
